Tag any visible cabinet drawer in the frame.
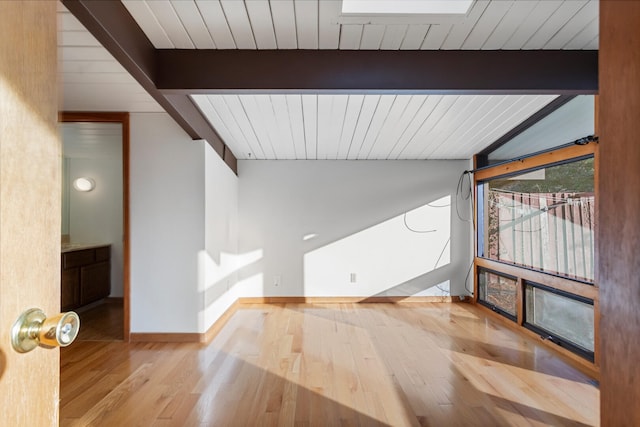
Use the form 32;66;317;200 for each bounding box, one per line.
63;249;95;269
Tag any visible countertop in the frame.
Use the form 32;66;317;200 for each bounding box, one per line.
61;243;110;253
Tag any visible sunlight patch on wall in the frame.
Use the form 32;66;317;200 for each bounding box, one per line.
304;195;451;296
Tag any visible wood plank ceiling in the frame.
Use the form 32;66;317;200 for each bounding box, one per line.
122;0;598;50
58;4;163;113
191;94;557;159
59;0;599;163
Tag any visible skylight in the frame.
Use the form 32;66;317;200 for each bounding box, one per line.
341;0;474;15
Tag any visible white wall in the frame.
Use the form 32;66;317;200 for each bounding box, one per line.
200;142;240;332
68;157;124;297
130;113;240;334
130;113;205;333
237;160;473;297
128;113;473;334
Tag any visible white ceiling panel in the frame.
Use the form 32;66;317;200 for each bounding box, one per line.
380;25;410;50
360;25;386;49
294;0;319;49
62;122;123;159
421;23;453;49
245;0;278;49
220;0;257;49
120;0;174;49
481;1;538;50
172;1;217;48
523;0;588;49
318;0;342;49
270;0;298;49
461;0;513;49
191;0;237;48
58;6;164;113
146;0;195;48
123;0;598;51
401;25;430;50
340;25;364;50
192;94;558;160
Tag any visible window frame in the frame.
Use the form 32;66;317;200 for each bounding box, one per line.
477;266;518;322
523;280;595;362
473;142;599;369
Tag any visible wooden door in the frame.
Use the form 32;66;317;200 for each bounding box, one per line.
0;2;61;425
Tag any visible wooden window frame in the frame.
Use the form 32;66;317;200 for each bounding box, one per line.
473;142;599;378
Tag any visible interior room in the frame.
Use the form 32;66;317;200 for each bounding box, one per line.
1;1;638;426
60;119;125;341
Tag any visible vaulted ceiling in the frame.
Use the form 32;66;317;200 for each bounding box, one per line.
59;0;599;171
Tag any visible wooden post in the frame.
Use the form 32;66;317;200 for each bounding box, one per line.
599;1;640;425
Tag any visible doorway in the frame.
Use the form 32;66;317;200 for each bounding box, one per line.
60;112;130;342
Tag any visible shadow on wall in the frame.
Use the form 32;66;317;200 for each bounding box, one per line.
303;195;455;297
198;249;263;301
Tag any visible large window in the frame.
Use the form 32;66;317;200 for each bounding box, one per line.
478;157;595;283
474;143;598;364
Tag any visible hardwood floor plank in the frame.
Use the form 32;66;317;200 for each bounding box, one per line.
61;303;599;426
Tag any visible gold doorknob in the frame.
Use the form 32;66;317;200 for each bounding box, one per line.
11;308;80;353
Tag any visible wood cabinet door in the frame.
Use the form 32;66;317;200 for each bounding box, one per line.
81;262;111;305
0;2;61;425
61;269;81;312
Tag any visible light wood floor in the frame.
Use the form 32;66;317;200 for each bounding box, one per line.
75;300;124;341
60;303;599;426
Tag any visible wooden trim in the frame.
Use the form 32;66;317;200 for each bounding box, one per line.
593;296;600;367
591;96;600;369
130;300;241;343
155;50;598;94
474;142;597;182
238;296;466;304
60;112;131;342
476;257;597;301
59;112;128;123
122;114;130;342
515;277;524;326
472;261;479;304
202;300;240;343
104;297;123;304
130;332;201;343
475;303;599;379
472;155;480;304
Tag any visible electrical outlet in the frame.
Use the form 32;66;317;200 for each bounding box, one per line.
274;275;281;287
350;273;357;283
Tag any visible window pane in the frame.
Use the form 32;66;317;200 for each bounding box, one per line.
525;284;594;352
488;96;595;164
478;269;517;317
479;157;595;282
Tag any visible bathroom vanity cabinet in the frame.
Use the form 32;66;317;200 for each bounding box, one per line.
61;244;111;311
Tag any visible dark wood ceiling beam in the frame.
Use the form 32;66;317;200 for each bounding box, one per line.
155;50;598;95
61;0;236;173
